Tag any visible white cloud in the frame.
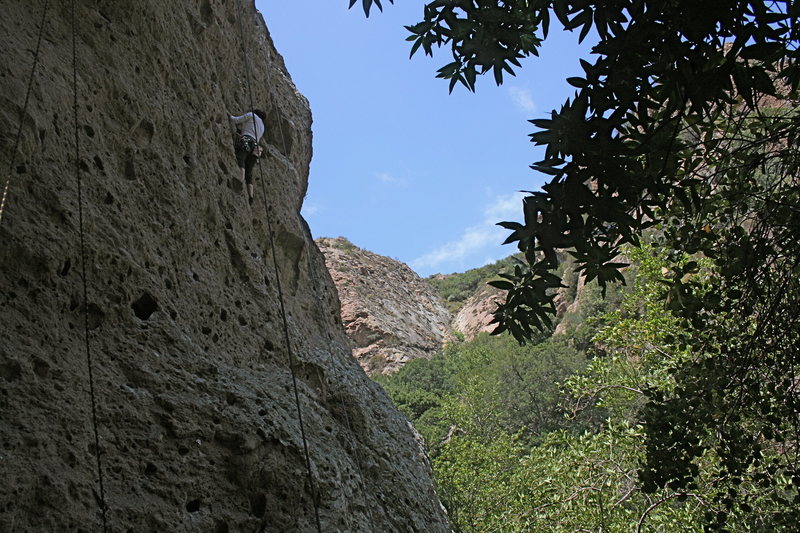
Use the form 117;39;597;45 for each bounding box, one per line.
410;192;525;274
508;86;536;113
301;203;320;216
375;171;407;186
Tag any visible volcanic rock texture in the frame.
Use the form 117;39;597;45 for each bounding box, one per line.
0;2;449;531
317;238;454;375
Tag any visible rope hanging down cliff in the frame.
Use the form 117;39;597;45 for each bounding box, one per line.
234;2;323;532
302;240;379;533
244;15;378;529
0;0;49;224
72;1;110;530
263;49;379;532
258;21;377;533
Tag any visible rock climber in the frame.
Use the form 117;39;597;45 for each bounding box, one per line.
228;109;266;205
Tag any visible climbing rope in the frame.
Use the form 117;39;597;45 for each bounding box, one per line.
234;3;323;531
0;0;49;224
71;1;109;529
261;51;378;527
302;241;379;533
243;11;378;529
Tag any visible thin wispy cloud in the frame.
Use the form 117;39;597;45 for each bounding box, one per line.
508;86;536;113
375;171;407;186
410;192;525;274
301;203;321;216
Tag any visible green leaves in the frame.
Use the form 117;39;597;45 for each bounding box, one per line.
354;0;800;527
347;0;392;17
402;0;543;92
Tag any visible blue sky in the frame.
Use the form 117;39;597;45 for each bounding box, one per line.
256;1;594;276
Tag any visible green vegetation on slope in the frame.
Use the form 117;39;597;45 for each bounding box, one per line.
425;254;523;313
377;245;797;532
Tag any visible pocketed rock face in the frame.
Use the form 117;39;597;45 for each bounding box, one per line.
318;238;454;375
0;2;449;532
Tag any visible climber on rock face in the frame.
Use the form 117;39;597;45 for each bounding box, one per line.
228;109;266;205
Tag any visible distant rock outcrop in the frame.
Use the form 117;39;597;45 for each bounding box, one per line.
318;237;454;375
319;243;594;373
452;284;503;340
0;3;450;531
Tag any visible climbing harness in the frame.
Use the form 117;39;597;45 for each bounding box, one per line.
0;0;49;224
234;2;322;531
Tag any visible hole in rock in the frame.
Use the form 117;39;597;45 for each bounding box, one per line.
32;357;49;378
16;165;26;174
144;462;157;475
124;159;136;180
84;125;95;138
104;192;114;205
59;259;71;276
185;499;201;513
131;292;158;320
134;120;155;145
86;303;105;330
0;360;22;382
228;177;242;193
249;492;267;518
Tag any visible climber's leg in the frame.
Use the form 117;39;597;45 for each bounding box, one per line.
244;153;257;204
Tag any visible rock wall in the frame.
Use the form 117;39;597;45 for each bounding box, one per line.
318;238;453;375
0;2;449;531
452;284;503;341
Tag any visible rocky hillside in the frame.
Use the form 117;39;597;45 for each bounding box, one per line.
320;244;592;374
317;238;453;375
0;2;450;532
451;283;505;340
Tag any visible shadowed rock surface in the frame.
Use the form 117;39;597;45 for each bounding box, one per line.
0;2;449;531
